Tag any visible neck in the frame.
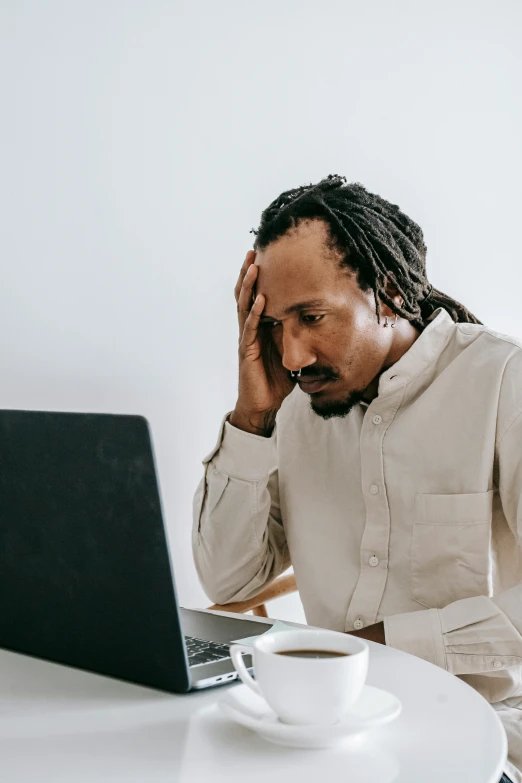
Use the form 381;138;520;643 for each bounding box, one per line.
362;319;423;403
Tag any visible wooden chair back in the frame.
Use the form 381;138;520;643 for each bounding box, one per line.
207;573;297;617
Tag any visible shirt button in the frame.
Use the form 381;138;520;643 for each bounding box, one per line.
354;619;364;630
369;556;379;567
370;484;379;495
372;415;382;425
494;660;503;668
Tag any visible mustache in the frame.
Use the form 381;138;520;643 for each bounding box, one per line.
296;369;338;381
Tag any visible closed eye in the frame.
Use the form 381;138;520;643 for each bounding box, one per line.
261;314;325;328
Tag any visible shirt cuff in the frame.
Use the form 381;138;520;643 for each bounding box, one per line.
384;608;447;670
203;413;277;480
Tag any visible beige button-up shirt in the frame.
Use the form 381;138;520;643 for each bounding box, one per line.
193;307;522;781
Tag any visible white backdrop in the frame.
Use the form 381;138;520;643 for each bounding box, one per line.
0;0;520;623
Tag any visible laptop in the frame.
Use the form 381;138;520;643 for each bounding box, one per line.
0;409;271;692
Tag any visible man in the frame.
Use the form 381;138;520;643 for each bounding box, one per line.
192;174;521;783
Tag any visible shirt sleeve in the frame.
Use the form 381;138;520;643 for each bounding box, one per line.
192;412;290;605
384;408;522;677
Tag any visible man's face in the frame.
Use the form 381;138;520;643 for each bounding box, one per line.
254;219;395;419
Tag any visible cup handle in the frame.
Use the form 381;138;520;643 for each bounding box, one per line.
229;644;261;696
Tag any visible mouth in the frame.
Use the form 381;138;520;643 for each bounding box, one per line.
297;378;331;394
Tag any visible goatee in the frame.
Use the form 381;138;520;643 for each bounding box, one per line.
310;389;367;420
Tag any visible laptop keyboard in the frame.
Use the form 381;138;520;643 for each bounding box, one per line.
185;635;232;667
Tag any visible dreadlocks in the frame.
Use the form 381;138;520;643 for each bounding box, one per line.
250;174;481;329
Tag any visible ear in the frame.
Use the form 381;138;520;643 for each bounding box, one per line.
383;276;404;310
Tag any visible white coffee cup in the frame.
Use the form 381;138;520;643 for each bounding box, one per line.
230;629;369;725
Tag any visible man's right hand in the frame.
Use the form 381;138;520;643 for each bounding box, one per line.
229;250;296;437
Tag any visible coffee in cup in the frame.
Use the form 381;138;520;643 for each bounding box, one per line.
276;649;351;658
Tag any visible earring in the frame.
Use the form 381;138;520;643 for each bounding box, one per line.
384;314;398;328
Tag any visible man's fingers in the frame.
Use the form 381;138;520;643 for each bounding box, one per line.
241;292;265;351
234;250;256;303
237;263;258;331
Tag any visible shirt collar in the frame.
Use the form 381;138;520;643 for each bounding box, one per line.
377;307;456;397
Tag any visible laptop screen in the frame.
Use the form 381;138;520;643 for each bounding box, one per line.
0;409;190;693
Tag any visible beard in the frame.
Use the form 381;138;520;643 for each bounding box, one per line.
309;388;367;420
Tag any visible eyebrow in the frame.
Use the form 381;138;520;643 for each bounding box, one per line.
259;299;329;321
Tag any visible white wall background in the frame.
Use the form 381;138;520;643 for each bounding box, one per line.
0;0;520;624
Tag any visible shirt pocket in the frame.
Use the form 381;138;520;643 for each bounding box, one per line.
411;491;493;609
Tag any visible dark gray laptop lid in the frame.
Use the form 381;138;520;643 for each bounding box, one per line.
0;409;191;693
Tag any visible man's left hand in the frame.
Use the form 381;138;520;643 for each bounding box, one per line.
349;621;385;645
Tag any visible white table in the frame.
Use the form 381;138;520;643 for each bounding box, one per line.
0;610;507;783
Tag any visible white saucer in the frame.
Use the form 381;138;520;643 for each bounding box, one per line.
219;684;401;748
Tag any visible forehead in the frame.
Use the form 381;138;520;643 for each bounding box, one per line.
255;221;344;303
